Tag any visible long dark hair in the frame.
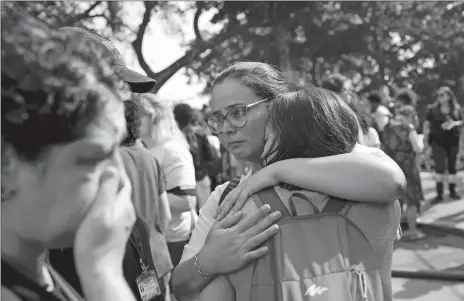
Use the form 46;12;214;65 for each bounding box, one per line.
264;87;359;165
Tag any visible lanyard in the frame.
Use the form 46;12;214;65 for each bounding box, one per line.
129;225;149;272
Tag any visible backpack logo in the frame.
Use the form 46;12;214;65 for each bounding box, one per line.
304;284;328;297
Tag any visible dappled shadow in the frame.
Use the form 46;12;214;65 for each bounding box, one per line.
395;228;464;252
393;264;464;300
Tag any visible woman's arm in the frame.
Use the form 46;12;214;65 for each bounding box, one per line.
215;145;406;220
158;191;171;233
272;146;405;203
408;129;424;153
198;276;235;301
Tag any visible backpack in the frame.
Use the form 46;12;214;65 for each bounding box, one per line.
221;183;386;301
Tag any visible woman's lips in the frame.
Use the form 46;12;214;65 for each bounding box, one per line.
228;141;244;148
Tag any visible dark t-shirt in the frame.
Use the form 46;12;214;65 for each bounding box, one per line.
120;145;173;277
2;259;83;301
426;105;463;146
48;218;165;301
191;133;216;181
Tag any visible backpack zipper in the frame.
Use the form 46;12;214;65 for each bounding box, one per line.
353;270;369;301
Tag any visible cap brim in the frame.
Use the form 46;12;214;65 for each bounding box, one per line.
116;65;157;93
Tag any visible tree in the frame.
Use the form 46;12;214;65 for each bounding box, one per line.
10;1;241;93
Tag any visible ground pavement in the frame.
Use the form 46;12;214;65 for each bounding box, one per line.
392;171;464;301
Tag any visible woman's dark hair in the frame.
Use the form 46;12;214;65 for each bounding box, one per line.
173;103;200;154
367;91;383;105
320;73;348;94
1;5;128;161
122;99;141;146
265;87;359;165
396;88;417;106
213;62;291;100
436;86;461;114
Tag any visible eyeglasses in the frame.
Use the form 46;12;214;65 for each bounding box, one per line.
205;98;270;135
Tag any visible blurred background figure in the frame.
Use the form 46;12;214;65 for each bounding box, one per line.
368;91;393;143
423;86;464;203
382;104;425;241
119;99;173;300
173;103;218;211
140;95;197;268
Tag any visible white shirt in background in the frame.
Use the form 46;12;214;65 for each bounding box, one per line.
148;139;198;242
372;105;391;131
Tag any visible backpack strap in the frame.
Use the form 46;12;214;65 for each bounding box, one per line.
218;177;241;205
322;197;357;216
256;188;291;218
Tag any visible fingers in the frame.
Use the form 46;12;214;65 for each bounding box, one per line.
243;210;281;241
230;190;249;214
243;246;269;263
217;210;243;229
243;224;279;252
214;192;236;221
234;205;271;233
90;167;119;211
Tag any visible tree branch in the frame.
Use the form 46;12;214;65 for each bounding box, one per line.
132;1;245;93
194;1;205;42
62;1;102;26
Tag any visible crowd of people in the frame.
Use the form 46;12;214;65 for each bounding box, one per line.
2;4;463;301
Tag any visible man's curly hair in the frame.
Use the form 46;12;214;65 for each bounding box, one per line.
1;3;129;160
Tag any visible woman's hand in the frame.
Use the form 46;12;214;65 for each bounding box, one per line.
199;205;281;276
214;165;279;221
74;166;135;276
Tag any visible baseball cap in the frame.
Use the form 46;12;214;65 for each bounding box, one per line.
58;27;157;93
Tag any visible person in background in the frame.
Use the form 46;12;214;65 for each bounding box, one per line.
379;84;396;108
320;73;358;104
174;103;216;211
140;95;197;268
2;5;136;301
119;99;173;301
191;109;223;192
348;102;381;148
395;89;420;128
423;86;464;202
383;105;425;240
320;74;379;147
368;91;393;141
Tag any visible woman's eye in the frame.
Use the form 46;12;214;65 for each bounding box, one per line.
232;107;246;117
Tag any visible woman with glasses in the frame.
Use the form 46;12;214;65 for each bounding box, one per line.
198;86;400;301
423;86;463;203
170;62;406;300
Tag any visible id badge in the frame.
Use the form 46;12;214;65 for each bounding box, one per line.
136;270;162;301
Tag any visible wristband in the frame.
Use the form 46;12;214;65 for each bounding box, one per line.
194;253;214;280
